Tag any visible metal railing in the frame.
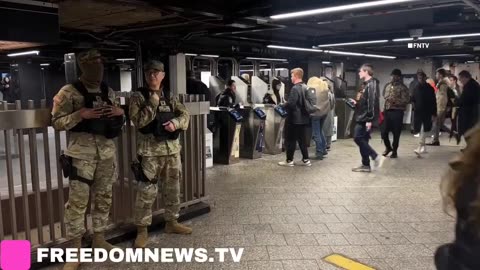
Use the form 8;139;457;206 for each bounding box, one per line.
0;94;209;250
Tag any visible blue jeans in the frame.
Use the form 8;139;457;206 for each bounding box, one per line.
311;116;327;156
354;122;378;167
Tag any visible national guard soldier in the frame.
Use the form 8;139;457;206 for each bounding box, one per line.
51;50;125;270
129;60;192;248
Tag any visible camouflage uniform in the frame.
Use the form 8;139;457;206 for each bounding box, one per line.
431;78;451;143
51;50;121;240
129;87;189;226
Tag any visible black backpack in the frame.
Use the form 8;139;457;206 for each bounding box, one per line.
300;84;318;114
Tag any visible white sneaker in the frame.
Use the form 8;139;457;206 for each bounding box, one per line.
372;155;386;170
297;159;312;167
278;160;294;167
420;146;427;154
414;133;420;138
414;147;422;158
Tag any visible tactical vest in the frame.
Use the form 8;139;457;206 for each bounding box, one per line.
70;81;124;139
137;87;180;141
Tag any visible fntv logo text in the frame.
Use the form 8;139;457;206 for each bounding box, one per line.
408;43;430;49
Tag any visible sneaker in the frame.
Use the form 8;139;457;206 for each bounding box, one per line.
352;165;371;172
297;159;312;167
390;152;398;159
315;154;324;160
414;133;420;138
420;146;427;154
278;160;294;167
372;155;386;169
414;147;422;158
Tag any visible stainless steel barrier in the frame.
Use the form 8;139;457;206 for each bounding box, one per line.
0;95;209;251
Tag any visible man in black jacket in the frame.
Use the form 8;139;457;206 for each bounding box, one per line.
352;64;385;172
412;70;437;158
457;71;480;140
278;68;311;167
216;79;236;107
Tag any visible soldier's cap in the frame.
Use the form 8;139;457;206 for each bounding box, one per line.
390;69;402;76
77;49;104;64
143;60;164;72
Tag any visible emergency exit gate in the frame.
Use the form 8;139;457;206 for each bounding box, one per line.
0;94;210;251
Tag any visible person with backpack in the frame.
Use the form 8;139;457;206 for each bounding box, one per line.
351;64;385;172
307;76;331;159
278;68;311;167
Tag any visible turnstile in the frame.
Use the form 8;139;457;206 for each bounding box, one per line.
240;106;266;159
263;105;287;155
335;99;355;139
211;107;244;164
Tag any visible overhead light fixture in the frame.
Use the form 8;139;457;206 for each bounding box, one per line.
267;45;323;52
185;53;198;56
393;32;480;42
322;61;332;64
200;54;220;58
40;63;50;66
246;57;288;61
429;54;473;57
116;58;135;61
317;40;389;47
324;50;396;59
270;0;421;20
7;50;39;57
466;61;475;63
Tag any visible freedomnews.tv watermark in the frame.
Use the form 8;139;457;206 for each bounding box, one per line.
37;247;244;263
408;42;431;49
0;240;244;269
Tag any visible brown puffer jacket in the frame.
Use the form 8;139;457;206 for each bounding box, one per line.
307;76;330;118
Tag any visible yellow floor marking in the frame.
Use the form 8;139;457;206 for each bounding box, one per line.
324;254;376;270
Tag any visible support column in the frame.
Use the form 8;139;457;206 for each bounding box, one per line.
169;53;187;95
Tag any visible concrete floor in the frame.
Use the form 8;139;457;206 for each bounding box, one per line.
42;132;460;270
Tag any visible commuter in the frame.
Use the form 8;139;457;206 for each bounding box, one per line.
351;64;384;173
381;69;410;158
435;125;480;270
428;68;450;146
272;78;283;104
448;75;461;97
307;76;330;159
216;79;236;107
129;60;192;249
278;68;311;167
457;70;480;141
51;50;125;270
263;90;276;105
412;70;437;158
323;81;336;151
186;70;210;103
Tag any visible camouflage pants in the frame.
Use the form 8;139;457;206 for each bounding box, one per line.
64;157;117;239
134;153;181;226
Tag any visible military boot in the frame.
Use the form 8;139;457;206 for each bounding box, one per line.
134;226;148;248
165;220;192;234
63;237;81;270
92;232;117;251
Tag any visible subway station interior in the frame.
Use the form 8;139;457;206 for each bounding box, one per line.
1;0;480;269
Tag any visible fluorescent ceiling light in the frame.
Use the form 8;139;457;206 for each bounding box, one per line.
324;50;396;59
429;54;473;57
200;54;220;58
270;0;421;20
466;61;475;63
8;50;39;57
393;32;480;42
246;57;288;62
267;45;323;52
40;63;50;66
116;58;135;61
185;53;198;56
317;40;389;47
322;61;332;64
